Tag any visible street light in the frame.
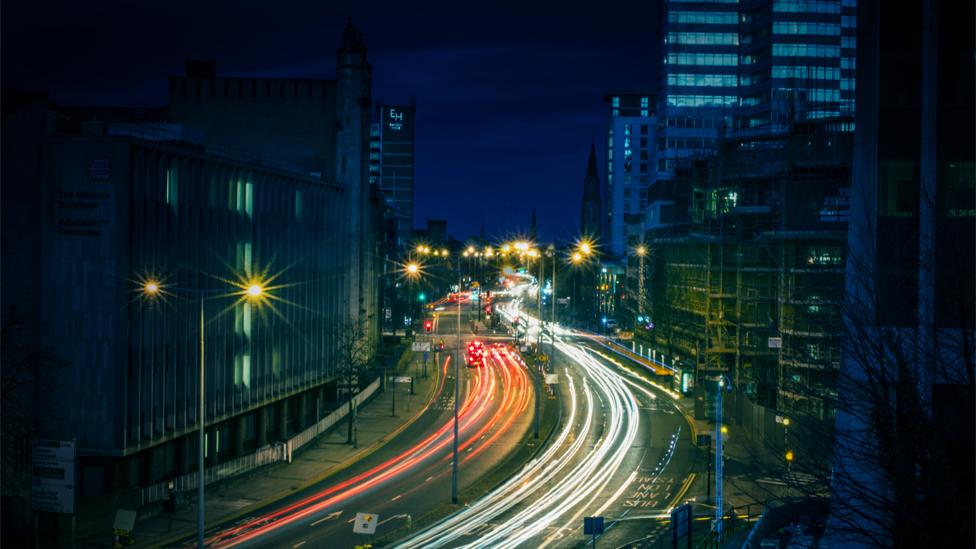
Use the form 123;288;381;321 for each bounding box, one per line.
634;244;647;320
140;275;269;549
406;254;463;504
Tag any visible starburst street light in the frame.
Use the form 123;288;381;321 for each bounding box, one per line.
138;270;277;549
635;244;647;257
578;239;593;256
404;261;421;279
143;280;161;296
571;251;583;264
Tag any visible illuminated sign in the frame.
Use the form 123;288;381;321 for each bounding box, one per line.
387;108;404;131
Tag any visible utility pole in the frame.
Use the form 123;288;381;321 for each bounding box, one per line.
452;261;461;504
715;376;729;543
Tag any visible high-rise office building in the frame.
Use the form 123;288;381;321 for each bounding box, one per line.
376;104;416;245
604;93;656;258
655;0;857;215
656;0;740;183
737;0;857;134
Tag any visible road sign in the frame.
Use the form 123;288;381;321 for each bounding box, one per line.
767;336;782;349
353;512;379;534
583;516;604;535
671;503;693;545
31;439;75;513
113;509;137;533
412;341;431;351
545;373;559;385
391;376;412;383
537;354;548;363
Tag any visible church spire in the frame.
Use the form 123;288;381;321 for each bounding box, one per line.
586;141;598;178
580;143;602;239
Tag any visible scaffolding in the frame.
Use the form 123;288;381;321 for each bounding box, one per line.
647;118;852;417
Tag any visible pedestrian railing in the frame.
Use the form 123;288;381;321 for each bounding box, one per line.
139;442;287;506
139;377;381;507
286;378;381;458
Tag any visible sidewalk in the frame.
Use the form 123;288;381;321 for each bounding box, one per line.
76;354;442;548
595;341;781;533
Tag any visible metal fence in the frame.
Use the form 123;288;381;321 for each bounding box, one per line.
140;442;287;506
139;377;381;507
286;378;381;458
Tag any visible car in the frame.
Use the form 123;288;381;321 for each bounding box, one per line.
466;340;486;367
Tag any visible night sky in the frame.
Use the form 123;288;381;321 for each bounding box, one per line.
3;0;659;243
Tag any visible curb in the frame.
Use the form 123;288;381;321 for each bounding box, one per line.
145;356;444;549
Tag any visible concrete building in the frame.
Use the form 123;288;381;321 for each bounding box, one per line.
604;93;656;258
0;21;383;523
168;20;378;345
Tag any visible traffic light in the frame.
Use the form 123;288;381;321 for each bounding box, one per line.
424;319;433;333
418;292;426;302
484;305;492;314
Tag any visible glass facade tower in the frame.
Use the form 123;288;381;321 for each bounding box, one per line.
657;0;740;182
605;93;656;257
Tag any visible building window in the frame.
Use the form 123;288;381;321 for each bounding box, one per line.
668;32;739;46
666;95;737;107
668;11;738;24
668;73;738;88
612;96;620;107
666;53;738;66
772;44;841;58
165;167;178;212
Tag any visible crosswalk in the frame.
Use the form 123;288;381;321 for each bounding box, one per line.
755;471;819;487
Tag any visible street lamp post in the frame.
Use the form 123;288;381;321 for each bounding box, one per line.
549;245;556;363
715;375;731;543
142;278;265;549
452;258;461;504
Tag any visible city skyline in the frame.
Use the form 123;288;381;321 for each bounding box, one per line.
2;0;661;243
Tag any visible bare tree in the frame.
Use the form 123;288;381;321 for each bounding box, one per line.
335;317;372;445
730;204;975;548
1;310;65;539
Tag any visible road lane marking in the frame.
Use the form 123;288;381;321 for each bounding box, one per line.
310;510;343;527
392;494;402;501
293;541;306;548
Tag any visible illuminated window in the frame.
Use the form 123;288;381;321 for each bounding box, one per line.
772;44;840;58
668;73;738;87
773;0;840;14
667;95;737;107
773;21;840;35
668;11;737;24
667;53;738;66
165;167;178;212
668;32;739;46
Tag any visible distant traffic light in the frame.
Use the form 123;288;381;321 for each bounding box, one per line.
424;319;433;332
418;292;426;302
484;305;492;314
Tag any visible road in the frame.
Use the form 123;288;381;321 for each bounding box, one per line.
394;298;701;549
170;305;535;548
